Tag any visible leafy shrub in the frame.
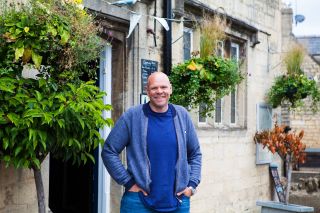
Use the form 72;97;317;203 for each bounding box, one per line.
170;56;243;116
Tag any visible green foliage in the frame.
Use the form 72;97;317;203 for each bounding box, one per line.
267;44;320;111
200;14;227;58
0;0;112;170
284;44;305;76
0;0;101;80
0;77;112;169
169;56;243;117
267;74;320;111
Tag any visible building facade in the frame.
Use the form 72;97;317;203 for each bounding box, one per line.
2;1;313;213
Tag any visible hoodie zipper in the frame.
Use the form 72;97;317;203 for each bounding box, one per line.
144;117;151;193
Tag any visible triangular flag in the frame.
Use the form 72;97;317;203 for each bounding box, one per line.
127;13;142;38
154;17;169;31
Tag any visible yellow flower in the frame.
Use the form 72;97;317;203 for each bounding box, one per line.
64;0;82;4
187;60;203;71
24;27;30;33
187;60;197;71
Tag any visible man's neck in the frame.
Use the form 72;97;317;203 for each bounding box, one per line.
149;103;169;113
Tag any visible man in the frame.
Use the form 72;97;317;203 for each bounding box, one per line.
101;72;202;212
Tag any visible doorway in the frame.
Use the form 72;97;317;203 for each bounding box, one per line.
48;29;128;213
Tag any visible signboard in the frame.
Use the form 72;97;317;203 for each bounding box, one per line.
141;59;158;94
269;164;285;203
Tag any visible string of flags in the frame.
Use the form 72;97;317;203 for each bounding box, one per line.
101;0;188;38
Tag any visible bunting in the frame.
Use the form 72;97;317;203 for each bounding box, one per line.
127;13;142;38
100;0;192;38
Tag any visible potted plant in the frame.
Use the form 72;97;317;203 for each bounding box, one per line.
169;14;243;117
254;123;314;212
0;1;112;213
169;56;242;117
267;45;320;111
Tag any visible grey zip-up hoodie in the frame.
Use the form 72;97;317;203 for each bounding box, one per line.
101;103;202;194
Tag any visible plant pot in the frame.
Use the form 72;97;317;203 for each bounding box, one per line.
285;85;298;99
256;201;314;213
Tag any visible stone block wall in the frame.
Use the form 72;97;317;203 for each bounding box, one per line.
290;171;320;213
173;0;284;212
0;158;49;213
290;55;320;148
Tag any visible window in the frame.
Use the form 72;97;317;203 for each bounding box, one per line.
198;103;207;123
256;103;273;164
215;98;222;123
195;38;246;128
183;28;193;61
230;43;239;124
215;41;224;124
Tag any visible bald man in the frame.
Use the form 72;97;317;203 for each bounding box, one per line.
102;72;202;213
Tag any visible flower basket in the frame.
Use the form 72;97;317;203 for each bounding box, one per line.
267;44;320;111
267;74;320;110
169;56;243;117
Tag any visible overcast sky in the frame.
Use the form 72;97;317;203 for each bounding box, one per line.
283;0;320;36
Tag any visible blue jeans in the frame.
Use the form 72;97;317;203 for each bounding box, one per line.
120;191;190;213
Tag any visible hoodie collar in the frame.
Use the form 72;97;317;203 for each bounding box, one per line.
142;102;176;117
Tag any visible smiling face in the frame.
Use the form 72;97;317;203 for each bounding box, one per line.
147;72;172;112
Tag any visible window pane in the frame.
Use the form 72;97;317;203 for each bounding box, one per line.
230;43;239;124
199;103;207;123
231;91;236;123
256;104;273;164
258;104;272;130
216;41;224;57
231;43;239;61
183;31;191;60
215;98;222;123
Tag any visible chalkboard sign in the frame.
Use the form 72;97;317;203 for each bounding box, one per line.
141;59;158;94
269;164;285;203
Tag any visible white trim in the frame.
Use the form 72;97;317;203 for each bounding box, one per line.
98;45;112;213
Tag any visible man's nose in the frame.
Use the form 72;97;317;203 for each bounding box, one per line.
155;88;163;93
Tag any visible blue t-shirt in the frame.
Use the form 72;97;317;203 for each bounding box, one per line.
140;104;179;212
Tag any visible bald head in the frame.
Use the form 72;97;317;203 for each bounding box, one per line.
147;72;171;88
146;72;172;112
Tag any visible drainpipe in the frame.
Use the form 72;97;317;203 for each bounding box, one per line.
164;0;172;75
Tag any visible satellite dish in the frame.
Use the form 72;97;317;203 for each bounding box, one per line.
295;14;305;25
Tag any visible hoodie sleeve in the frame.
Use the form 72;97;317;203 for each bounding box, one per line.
186;112;202;188
101;114;134;188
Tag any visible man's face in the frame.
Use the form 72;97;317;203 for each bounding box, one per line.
147;72;172;112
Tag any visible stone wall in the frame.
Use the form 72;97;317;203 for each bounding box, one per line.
0;1;49;213
290;55;320;148
174;1;284;212
0;158;50;213
0;1;295;213
290;171;320;213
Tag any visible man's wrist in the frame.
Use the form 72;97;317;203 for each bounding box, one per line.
188;186;197;196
